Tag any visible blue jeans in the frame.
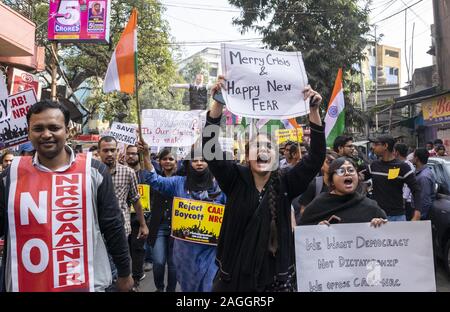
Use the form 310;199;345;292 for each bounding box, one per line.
152;223;177;291
144;241;153;263
387;215;406;222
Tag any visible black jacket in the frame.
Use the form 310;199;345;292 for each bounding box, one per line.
203;112;326;291
300;192;387;225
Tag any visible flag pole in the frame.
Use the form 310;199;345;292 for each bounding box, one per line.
133;8;145;167
133;9;142;140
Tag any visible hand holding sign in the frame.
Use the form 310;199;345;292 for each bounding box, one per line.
303;85;322;109
221;44;309;119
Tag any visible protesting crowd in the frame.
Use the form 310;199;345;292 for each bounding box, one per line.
0;74;445;293
0;2;447;293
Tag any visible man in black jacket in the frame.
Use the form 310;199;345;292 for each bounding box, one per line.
368;135;421;221
0;100;132;292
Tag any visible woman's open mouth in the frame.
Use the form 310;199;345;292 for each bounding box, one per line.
343;177;354;187
257;153;270;164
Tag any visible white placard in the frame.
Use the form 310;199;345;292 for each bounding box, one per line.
295;221;436;292
109;122;137;145
0;76;9;122
0;89;37;149
141;109;201;147
221;43;309;119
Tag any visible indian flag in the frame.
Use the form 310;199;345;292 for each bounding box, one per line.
324;68;345;147
103;9;138;94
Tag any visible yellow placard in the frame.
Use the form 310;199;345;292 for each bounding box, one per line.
171;197;225;245
388;168;400;180
130;184;151;213
276;128;303;145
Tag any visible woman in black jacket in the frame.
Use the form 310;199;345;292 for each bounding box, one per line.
300;157;387;226
203;80;326;292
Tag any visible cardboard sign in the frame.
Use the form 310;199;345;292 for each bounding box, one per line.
275;128;303;145
295;222;436;292
221;43;309;119
109;122;137;145
171;197;224;245
0;89;37;149
130;184;150;213
141;109;202;147
9;68;42;100
48;0;111;43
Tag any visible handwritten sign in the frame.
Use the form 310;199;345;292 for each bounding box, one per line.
171;197;225;245
221;43;309;119
0;89;37;149
141;109;201;147
275;128;303;145
295;222;436;292
48;0;111;43
109;122;137;145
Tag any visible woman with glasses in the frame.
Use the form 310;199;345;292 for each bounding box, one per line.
203;79;326;292
139;144;226;292
298;150;339;219
146;148;178;292
299;157;387;226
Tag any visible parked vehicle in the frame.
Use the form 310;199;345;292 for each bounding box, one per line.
428;157;450;277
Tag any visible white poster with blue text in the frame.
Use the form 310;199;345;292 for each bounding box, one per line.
295;221;436;292
221;43;309;119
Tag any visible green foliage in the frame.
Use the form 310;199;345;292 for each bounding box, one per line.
180;56;210;83
228;0;371;112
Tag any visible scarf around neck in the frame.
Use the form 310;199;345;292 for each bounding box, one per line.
185;166;214;192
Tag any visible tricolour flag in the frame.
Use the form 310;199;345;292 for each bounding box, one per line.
324;68;345;147
281;118;300;129
103;9;138;94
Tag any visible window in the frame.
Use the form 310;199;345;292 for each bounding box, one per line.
209;68;218;78
370;66;376;82
385;66;399;84
385;49;399;58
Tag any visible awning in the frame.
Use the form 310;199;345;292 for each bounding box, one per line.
393;86;450;109
60;98;88;124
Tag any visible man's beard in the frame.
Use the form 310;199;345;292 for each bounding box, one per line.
127;159;139;167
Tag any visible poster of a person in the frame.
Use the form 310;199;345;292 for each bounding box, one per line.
89;1;105;20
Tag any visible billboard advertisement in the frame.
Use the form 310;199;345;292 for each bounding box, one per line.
48;0;111;43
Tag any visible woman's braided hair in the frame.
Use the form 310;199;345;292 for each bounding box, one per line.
268;169;280;256
246;131;280;256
